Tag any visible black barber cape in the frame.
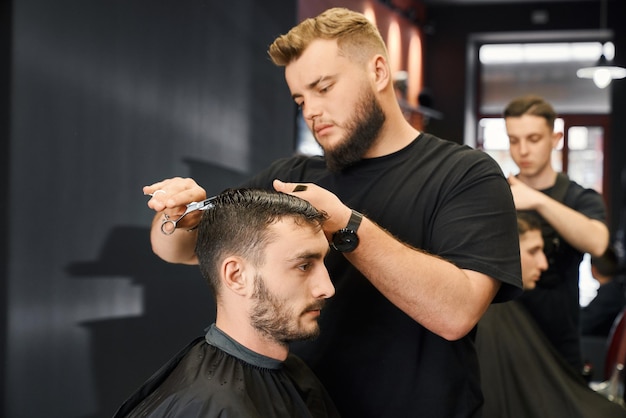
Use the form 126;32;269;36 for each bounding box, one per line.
477;302;626;418
114;324;340;418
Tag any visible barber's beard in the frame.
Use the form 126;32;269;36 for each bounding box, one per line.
250;274;322;344
322;88;386;173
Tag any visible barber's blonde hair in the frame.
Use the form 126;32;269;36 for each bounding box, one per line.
268;7;388;66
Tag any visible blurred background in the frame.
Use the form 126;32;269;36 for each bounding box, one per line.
1;0;625;416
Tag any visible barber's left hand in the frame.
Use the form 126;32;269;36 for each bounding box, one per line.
508;174;545;211
273;179;352;239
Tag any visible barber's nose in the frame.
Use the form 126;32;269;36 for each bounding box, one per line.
302;100;322;122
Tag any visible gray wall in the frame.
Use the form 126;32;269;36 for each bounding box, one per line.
6;1;296;417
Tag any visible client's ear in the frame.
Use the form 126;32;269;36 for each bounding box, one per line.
222;256;251;296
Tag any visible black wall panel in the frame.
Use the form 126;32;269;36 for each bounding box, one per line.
6;1;296;417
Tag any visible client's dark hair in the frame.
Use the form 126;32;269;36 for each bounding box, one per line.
195;188;328;297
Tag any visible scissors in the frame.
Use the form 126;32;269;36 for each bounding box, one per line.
160;196;217;235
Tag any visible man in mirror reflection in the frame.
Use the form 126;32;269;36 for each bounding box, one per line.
477;212;626;417
504;94;609;374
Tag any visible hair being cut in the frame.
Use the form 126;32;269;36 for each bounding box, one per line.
268;7;388;66
517;211;542;236
503;94;557;131
195;188;328;297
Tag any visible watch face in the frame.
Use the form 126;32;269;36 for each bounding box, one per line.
332;229;359;252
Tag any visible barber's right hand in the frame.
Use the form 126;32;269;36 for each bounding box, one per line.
143;177;207;229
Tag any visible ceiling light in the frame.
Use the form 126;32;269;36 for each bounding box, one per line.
576;0;626;88
577;54;626;89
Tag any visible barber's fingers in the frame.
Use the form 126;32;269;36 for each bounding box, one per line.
273;179;351;232
273;179;309;194
144;177;206;212
507;174;521;186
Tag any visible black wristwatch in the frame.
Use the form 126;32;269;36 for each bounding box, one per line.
331;210;363;252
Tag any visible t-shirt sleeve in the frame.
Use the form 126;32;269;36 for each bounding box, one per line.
430;153;523;303
569;183;606;222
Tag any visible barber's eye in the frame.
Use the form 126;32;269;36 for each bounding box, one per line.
319;84;332;93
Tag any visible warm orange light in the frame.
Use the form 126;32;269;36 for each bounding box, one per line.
407;28;423;106
363;3;376;26
387;19;402;74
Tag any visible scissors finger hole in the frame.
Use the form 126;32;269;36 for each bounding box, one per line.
161;220;177;235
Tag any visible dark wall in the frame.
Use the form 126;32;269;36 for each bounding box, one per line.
0;1;10;416
5;1;296;417
424;0;626;235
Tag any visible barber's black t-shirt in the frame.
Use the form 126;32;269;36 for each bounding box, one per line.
245;133;523;418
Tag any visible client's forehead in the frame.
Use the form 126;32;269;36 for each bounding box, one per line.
263;218;327;256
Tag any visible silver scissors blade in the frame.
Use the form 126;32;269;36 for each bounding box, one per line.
186;196;217;212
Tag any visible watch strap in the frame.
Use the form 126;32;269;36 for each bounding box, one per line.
345;210;363;233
